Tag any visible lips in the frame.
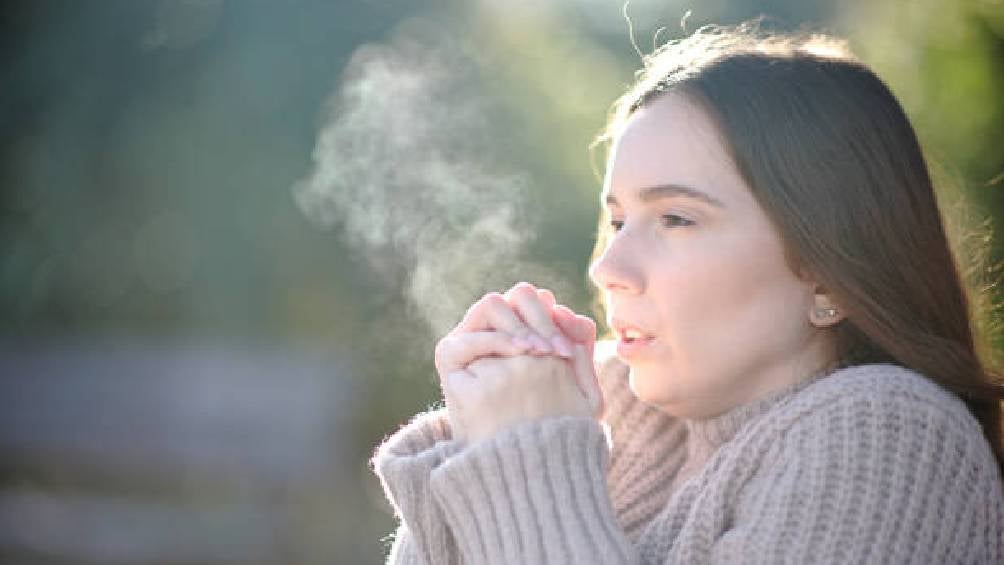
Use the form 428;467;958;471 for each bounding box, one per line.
611;318;657;359
621;327;650;342
611;318;654;341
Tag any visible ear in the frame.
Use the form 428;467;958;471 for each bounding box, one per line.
808;287;845;328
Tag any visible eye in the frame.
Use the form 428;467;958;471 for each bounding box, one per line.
609;219;625;232
661;214;695;228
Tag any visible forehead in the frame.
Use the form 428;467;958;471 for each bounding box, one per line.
605;93;749;207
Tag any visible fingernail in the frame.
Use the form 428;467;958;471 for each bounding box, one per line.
531;334;552;353
552;335;573;358
512;335;532;349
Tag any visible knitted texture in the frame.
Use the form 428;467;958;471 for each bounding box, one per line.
371;345;1004;564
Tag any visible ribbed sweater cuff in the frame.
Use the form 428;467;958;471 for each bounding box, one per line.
429;417;635;565
372;409;464;564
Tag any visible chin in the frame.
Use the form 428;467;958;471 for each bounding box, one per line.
628;365;710;418
628;367;673;407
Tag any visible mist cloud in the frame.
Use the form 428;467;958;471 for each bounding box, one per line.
294;19;564;336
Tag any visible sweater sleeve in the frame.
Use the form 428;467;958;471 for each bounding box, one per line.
428;416;642;564
371;408;465;565
705;389;1004;564
412;343;687;564
371;345;690;565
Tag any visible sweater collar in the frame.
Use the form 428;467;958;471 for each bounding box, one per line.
682;366;836;461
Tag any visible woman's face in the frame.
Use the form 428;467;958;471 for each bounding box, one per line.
589;93;834;418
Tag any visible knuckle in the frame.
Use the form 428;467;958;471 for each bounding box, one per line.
435;334;457;355
494;333;516;350
531;320;557;338
463;300;480;318
508;282;537;300
482;292;506;307
467;358;495;378
435;334;451;351
464;293;501;318
433;338;449;363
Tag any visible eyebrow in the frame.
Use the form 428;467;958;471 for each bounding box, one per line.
604;184;726;209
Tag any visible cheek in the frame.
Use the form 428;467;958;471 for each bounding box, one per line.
650;234;805;352
650;262;720;328
647;239;752;320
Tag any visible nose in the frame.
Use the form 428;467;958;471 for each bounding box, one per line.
588;232;644;295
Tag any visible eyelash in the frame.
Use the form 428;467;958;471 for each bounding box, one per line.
609;214;695;232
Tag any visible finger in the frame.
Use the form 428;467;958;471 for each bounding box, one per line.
571;343;604;419
506;283;572;357
457;292;531;340
537;288;557;310
435;331;531;378
535;288;574;358
465;356;506;381
553;305;597;344
553;306;597;361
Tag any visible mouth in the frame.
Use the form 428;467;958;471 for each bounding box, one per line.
619;327;651;343
612;319;656;357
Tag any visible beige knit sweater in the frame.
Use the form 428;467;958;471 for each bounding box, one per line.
372;344;1003;564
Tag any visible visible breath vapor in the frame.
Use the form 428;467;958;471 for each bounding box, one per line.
294;20;563;336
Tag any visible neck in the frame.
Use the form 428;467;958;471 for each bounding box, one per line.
677;363;836;485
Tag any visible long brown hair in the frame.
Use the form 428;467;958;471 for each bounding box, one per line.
593;22;1004;473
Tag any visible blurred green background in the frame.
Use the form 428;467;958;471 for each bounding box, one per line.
1;0;1002;563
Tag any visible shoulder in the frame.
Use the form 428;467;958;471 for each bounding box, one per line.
764;363;1000;487
788;363;980;434
714;364;1003;563
808;362;960;401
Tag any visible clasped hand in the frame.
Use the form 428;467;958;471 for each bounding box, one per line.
434;282;603;444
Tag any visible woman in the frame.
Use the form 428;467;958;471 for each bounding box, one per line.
372;23;1004;563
